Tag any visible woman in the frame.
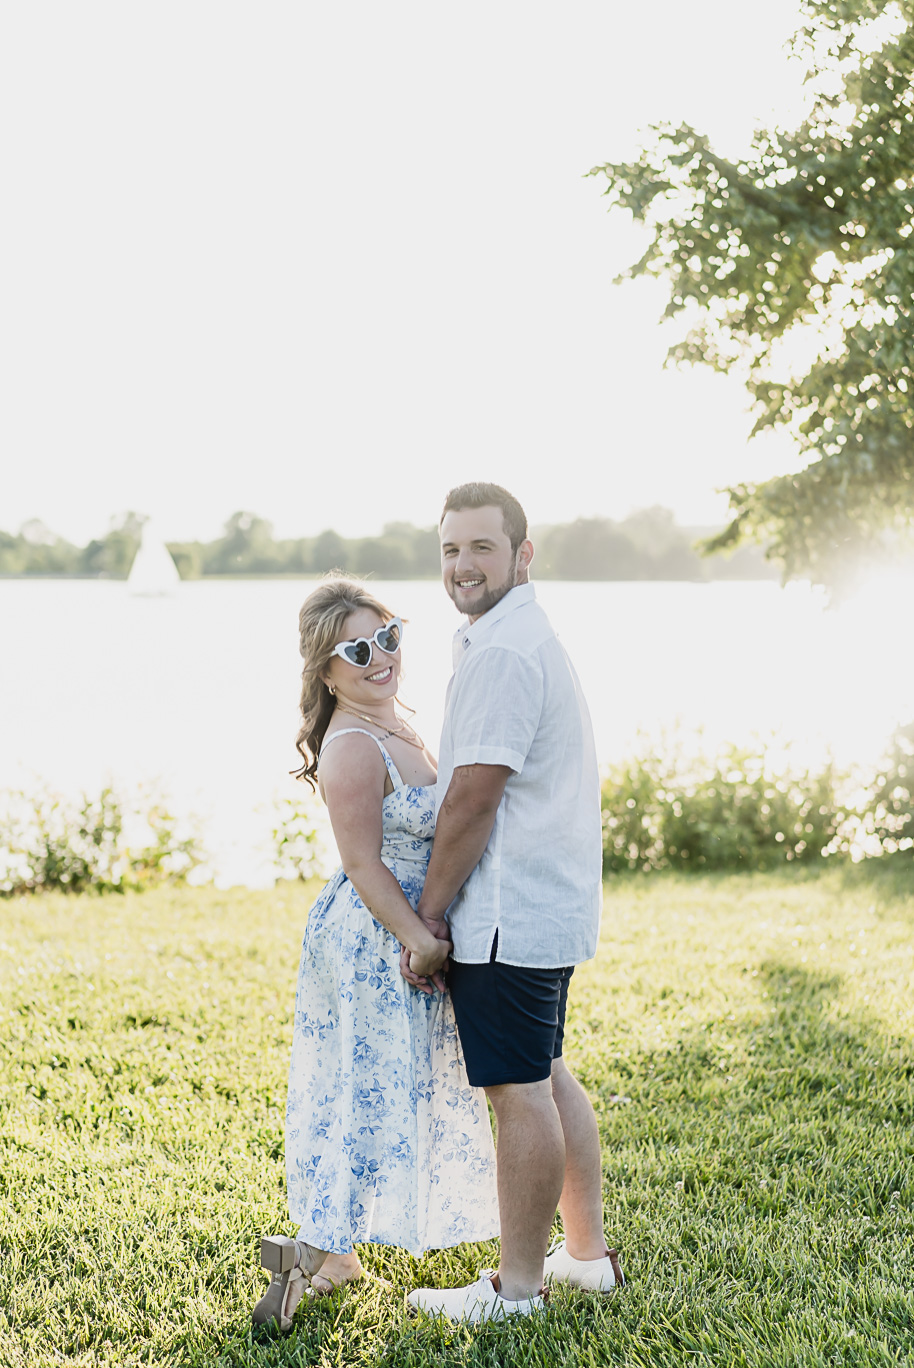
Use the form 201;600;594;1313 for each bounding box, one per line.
253;578;497;1332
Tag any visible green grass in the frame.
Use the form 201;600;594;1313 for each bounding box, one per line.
1;865;913;1367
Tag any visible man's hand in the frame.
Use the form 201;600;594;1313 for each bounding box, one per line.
416;913;451;945
399;916;451;994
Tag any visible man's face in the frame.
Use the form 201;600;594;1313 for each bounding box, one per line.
439;505;529;621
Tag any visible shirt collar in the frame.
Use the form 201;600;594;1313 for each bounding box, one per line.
453;582;537;659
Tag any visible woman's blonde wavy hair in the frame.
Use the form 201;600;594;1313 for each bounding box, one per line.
292;576;397;789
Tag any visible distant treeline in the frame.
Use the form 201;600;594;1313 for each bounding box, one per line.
1;508;778;581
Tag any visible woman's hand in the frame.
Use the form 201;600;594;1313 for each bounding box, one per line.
408;935;451;980
400;918;451;994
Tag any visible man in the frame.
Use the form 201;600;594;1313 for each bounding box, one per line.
402;482;624;1323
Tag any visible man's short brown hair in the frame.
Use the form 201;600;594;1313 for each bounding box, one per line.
440;482;529;556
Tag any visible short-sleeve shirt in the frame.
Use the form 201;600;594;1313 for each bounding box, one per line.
436;583;603;968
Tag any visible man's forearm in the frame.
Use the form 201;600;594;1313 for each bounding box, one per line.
417;788;501;921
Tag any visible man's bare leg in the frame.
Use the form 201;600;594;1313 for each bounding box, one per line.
485;1077;565;1302
550;1057;607;1260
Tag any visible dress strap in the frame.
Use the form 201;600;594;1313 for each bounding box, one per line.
319;727;404;788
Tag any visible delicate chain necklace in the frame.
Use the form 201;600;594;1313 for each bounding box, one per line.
334;704;426;750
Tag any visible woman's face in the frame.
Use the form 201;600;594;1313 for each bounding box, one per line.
323;607;401;709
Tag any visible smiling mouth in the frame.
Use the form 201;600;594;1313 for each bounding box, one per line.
455;578;484;590
366;666;393;682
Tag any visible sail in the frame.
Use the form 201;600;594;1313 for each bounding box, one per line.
128;524;181;596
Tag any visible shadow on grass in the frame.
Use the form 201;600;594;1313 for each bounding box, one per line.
574;954;914;1352
599;954;914;1183
193;959;914;1367
11;872;911;1367
188;1256;625;1368
203;1281;623;1368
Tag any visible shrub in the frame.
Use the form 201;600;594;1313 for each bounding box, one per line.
843;722;914;860
0;786;206;895
270;796;328;882
601;735;851;874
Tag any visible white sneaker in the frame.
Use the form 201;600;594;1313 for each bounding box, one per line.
543;1241;625;1293
407;1270;546;1324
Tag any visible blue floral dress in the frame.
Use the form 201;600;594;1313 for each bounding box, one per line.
286;729;498;1255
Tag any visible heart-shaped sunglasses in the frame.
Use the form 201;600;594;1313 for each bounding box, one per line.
329;617;403;667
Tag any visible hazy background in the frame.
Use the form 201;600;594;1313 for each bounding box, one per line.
2;0;810;544
10;1;910;890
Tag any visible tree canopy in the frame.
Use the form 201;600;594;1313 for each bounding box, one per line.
0;508;776;582
589;0;914;589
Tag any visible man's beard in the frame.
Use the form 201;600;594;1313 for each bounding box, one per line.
447;565;518;618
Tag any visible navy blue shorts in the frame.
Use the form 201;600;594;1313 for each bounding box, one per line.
447;936;574;1088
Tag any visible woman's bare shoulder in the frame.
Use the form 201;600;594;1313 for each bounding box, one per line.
318;728;387;800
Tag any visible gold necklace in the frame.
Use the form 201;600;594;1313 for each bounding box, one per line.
334;704;426;750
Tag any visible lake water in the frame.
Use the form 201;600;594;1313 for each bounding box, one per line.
2;576;911;885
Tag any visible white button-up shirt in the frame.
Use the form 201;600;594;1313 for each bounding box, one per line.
436;583;603;967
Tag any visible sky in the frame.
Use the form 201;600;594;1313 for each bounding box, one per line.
1;1;813;545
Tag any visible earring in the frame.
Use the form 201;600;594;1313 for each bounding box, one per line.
328;683;336;696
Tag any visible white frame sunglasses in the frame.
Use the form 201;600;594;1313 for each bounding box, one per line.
329;617;403;667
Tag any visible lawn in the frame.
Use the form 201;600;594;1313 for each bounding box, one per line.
1;865;912;1367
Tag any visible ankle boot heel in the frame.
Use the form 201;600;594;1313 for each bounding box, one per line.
261;1235;298;1274
253;1236;301;1330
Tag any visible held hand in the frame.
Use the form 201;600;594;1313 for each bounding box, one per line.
417;912;451;945
409;936;451;980
400;943;433;994
417;914;451;992
399;932;450;995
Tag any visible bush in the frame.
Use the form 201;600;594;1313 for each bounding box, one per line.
602;728;914;874
0;786;206;895
270;796;328;882
844;722;914;860
601;735;852;874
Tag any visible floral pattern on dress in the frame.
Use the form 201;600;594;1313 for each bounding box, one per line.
286;730;498;1255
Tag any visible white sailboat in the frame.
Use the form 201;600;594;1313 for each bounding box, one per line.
128;522;181;596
